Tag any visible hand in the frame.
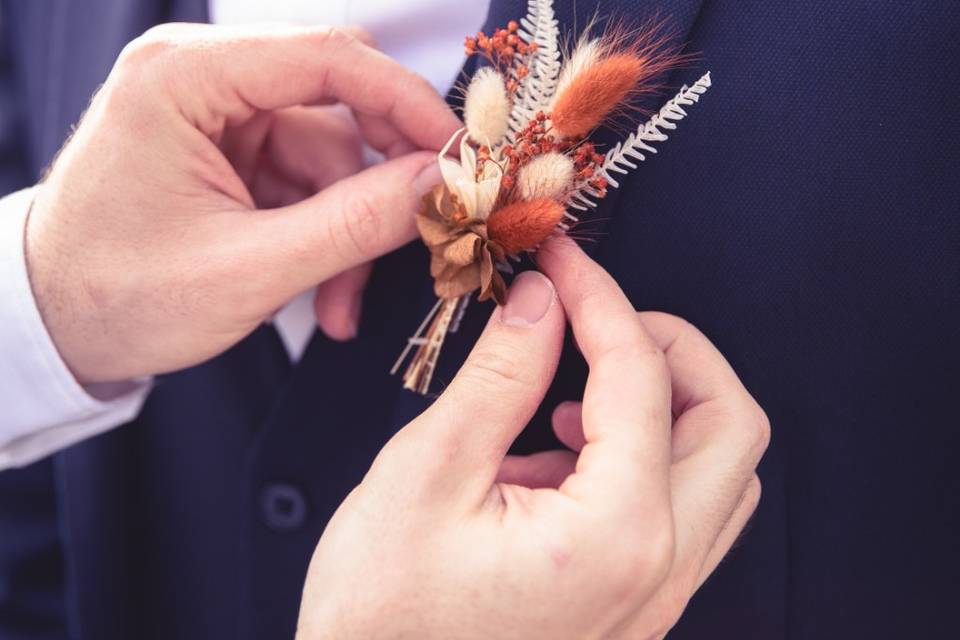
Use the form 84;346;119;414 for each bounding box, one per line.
296;239;770;639
26;23;459;383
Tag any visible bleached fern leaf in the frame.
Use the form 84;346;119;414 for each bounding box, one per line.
567;72;713;211
508;0;562;140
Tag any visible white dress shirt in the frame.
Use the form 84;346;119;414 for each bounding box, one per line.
0;0;488;469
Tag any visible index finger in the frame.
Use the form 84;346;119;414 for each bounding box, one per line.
537;238;673;519
126;23;461;151
639;312;769;581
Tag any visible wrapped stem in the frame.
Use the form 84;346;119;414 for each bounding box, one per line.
391;296;467;394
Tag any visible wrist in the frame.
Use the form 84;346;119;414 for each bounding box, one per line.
24;186;103;384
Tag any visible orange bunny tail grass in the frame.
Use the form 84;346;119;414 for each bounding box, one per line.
488;198;567;255
551;54;646;139
550;18;690;139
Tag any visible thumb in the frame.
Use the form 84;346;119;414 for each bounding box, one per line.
252;152;441;298
397;272;565;500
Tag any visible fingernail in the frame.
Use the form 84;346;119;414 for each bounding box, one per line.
412;161;443;197
501;271;555;328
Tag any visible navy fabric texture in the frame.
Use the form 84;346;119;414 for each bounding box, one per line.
0;1;957;638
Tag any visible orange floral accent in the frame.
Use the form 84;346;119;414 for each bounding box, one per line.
551;54;647;139
465;20;538;93
487;198;566;255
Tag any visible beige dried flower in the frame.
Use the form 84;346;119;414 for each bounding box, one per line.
516;152;576;201
464;67;511;146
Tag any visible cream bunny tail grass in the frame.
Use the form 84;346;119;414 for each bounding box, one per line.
516;152;576;201
464;68;511;146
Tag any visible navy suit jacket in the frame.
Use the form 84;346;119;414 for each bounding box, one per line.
1;1;957;638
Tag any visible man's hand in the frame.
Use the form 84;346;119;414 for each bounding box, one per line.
297;240;770;639
26;24;459;383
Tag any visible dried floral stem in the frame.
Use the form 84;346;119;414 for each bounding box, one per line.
392;297;465;395
391;298;443;376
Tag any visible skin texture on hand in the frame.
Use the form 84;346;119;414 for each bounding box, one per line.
25;23;459;383
296;239;770;639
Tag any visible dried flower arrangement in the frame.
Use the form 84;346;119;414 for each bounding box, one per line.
392;0;713;394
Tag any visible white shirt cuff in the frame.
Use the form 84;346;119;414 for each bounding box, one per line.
0;187;151;469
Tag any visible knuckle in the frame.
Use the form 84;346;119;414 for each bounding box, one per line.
117;25;182;70
725;395;771;464
541;523;581;568
605;338;669;377
399;67;436;101
642;525;676;582
638;310;689;333
330;192;383;262
605;524;675;599
112;25;200;105
615;338;672;397
744;475;763;513
343;25;377;48
315;25;362;51
745;403;772;459
460;344;528;392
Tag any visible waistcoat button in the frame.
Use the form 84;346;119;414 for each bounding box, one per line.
258;482;308;532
